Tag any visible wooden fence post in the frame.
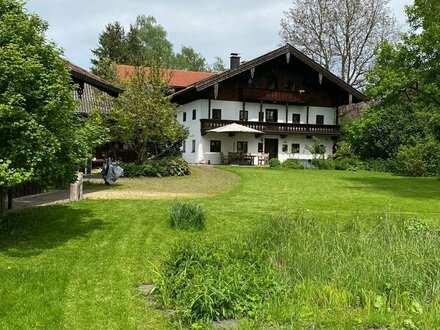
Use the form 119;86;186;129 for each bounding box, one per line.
69;172;84;202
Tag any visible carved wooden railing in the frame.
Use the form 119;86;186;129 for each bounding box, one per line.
201;119;340;135
243;88;310;104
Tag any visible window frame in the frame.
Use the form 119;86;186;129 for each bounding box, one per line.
239;110;248;121
191;140;196;153
265;109;278;123
292;113;300;124
192;109;196;120
210;140;221;152
212;109;222;120
316;114;324;125
291;143;300;153
236;141;248;153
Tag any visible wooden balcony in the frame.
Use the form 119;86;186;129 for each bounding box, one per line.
243;88;310;104
201;119;340;136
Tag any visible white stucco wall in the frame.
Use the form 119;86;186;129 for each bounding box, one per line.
177;99;337;164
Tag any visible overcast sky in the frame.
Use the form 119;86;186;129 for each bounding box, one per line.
25;0;413;70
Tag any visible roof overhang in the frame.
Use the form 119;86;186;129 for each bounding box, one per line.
172;44;367;103
67;62;123;97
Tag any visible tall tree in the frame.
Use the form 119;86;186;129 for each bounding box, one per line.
209;56;227;73
344;0;440;162
135;15;174;68
0;0;101;200
125;25;144;66
91;22;128;79
280;0;397;89
92;16;213;74
173;46;208;71
110;65;188;163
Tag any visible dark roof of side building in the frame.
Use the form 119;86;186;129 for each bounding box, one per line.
67;61;123;97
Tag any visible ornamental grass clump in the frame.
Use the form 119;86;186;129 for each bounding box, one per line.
168;202;206;231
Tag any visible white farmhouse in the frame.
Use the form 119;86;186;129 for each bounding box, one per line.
118;44;367;165
172;45;366;165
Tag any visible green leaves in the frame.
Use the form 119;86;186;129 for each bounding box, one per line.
110;66;188;163
0;0;101;191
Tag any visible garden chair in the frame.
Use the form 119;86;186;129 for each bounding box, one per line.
258;153;269;165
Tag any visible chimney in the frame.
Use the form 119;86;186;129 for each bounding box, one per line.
230;53;240;69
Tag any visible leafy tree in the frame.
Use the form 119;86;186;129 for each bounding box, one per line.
280;0;398;89
344;0;440;171
0;0;101;195
173;46;207;71
92;16;213;74
110;65;188;163
343;104;431;159
135;15;174;68
210;56;227;73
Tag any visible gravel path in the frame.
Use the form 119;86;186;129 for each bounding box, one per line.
12;190;70;210
11;165;240;210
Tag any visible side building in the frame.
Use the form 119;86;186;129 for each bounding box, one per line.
172;44;367;165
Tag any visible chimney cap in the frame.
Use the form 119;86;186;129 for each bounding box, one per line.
230;52;240;57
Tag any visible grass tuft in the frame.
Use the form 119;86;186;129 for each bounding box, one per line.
155;236;283;326
168;202;206;231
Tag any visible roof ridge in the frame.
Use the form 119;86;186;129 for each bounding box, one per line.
174;44;366;102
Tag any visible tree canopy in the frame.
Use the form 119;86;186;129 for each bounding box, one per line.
0;0;102;188
110;66;188;163
343;0;440;175
91;15;217;74
280;0;397;89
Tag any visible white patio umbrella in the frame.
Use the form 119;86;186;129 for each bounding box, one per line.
207;122;263;134
207;122;263;153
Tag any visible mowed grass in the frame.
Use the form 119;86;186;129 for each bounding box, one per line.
1;167;440;329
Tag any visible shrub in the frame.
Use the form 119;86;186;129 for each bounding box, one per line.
156;237;282;325
395;137;440;176
305;137;326;159
311;158;335;170
268;158;281;168
169;202;206;231
332;141;354;160
363;158;395;173
120;156;190;178
282;159;304;169
334;157;362;171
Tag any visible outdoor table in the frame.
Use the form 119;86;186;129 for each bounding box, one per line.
228;153;256;165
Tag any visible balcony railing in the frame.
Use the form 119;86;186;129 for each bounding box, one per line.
201;119;340;136
243;88;310;104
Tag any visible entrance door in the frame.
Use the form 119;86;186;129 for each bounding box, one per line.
264;139;278;160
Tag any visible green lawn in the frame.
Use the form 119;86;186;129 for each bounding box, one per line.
1;167;440;329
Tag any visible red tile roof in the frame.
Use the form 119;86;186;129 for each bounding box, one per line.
115;64;215;89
